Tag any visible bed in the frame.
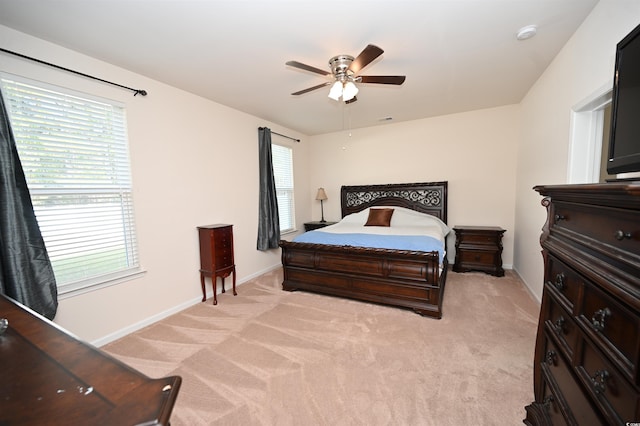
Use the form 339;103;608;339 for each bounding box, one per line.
279;181;449;318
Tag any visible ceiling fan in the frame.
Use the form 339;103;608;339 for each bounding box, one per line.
286;44;406;104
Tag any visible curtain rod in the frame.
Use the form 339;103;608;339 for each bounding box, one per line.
259;126;300;143
0;47;148;97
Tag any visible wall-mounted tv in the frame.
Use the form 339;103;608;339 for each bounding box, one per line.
607;23;640;175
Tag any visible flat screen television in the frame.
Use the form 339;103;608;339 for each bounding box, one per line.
607;22;640;175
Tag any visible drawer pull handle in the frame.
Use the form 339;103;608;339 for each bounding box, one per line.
545;273;565;292
554;214;566;222
554;273;565;291
545;350;557;366
554;316;565;333
614;230;632;241
591;308;611;332
590;369;610;394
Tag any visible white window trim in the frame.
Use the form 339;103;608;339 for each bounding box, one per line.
1;72;145;297
568;82;612;184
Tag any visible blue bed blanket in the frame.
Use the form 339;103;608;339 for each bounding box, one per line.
292;231;444;259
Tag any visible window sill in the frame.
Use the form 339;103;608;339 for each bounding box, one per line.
58;268;147;300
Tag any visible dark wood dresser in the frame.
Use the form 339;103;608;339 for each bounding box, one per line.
524;183;640;425
198;224;236;305
0;294;181;425
452;226;505;276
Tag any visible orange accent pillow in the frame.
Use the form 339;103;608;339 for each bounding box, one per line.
364;208;394;227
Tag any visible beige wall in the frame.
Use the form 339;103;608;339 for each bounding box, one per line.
0;25;311;344
513;0;640;301
305;105;520;268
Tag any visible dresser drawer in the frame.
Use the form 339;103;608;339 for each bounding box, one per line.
541;334;602;426
576;336;638;424
538;378;569;426
553;201;640;258
544;294;579;360
579;283;639;382
544;254;583;313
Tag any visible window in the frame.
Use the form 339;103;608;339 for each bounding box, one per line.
1;75;141;295
271;143;295;233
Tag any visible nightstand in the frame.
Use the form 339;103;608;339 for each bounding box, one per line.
304;221;337;231
452;226;505;277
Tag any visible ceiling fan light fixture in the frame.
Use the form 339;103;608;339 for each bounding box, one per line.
516;25;537;41
342;81;359;101
328;81;343;101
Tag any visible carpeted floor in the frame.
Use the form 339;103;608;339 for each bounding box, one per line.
102;268;540;425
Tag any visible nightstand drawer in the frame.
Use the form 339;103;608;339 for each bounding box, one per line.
457;232;502;246
457;249;497;265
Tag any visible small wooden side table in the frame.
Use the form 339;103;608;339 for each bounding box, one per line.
304;221;337;231
452;226;505;277
197;224;236;305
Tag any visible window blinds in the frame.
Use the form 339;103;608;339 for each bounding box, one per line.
1;76;140;292
271;143;295;233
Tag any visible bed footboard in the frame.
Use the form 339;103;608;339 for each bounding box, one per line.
279;240;447;318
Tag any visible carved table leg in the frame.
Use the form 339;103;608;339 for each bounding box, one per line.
200;273;206;302
212;276;217;305
232;267;237;296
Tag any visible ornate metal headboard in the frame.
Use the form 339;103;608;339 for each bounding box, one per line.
340;181;448;223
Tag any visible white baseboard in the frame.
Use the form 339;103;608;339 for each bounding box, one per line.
92;263;282;347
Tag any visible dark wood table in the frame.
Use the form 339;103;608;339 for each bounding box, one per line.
0;294;181;425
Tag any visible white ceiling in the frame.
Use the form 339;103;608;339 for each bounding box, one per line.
0;0;599;136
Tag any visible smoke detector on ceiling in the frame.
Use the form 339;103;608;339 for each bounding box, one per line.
516;25;538;41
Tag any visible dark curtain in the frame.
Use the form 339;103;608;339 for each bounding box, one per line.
257;127;280;250
0;89;58;319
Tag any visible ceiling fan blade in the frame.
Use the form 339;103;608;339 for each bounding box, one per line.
291;82;331;96
345;96;358;104
349;44;384;74
359;75;406;85
286;60;331;76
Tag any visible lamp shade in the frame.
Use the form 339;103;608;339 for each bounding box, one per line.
315;187;328;201
328;81;342;101
342;81;359;101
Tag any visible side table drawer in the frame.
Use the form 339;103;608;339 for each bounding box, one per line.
458;233;501;245
457;249;498;266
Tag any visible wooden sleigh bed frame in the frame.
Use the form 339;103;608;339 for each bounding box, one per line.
279;181;449;318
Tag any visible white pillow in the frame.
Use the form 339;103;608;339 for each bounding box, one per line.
389;207;450;235
340;206;450;235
